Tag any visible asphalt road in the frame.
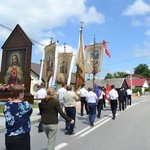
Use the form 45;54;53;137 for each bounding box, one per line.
0;97;150;150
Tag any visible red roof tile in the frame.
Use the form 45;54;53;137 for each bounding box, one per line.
126;78;146;87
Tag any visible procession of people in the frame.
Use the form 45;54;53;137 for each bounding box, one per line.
3;82;132;150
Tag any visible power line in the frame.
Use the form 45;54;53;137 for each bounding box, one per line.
0;24;12;31
1;23;150;67
103;54;150;67
0;24;46;47
101;58;150;75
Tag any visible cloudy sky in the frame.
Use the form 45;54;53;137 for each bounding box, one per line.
0;0;150;79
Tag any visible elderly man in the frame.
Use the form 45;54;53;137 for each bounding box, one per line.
63;85;78;135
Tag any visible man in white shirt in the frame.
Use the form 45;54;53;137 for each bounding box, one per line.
56;83;67;111
126;88;132;105
80;83;89;116
86;87;98;126
36;82;46;132
108;85;119;120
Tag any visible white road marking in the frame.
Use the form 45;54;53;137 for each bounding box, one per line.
79;117;111;137
74;115;113;137
55;100;146;149
55;143;68;150
79;114;118;137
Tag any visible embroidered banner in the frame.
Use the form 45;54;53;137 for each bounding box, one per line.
43;42;56;82
76;28;85;90
85;43;104;74
56;53;73;83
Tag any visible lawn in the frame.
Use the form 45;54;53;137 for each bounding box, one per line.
0;105;4;114
0;102;38;114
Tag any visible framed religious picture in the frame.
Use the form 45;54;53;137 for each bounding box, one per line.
0;24;34;103
4;49;26;85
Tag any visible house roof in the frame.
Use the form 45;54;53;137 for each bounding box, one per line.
31;62;76;84
31;63;41;76
126;78;149;87
85;78;128;89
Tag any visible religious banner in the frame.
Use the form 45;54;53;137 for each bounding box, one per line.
85;43;104;74
76;27;85;90
56;53;73;83
43;42;56;82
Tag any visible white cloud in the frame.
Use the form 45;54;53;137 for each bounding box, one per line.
130;16;150;27
80;6;105;24
145;30;150;36
0;28;10;41
122;0;150;16
0;0;105;40
34;39;77;58
145;16;150;26
0;0;105;65
131;19;143;26
132;42;150;59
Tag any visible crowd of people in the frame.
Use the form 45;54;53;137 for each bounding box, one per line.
3;82;132;150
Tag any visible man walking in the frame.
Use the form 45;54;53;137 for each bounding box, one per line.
126;88;132;105
56;83;67;111
108;85;119;120
63;85;78;135
97;86;105;118
118;88;126;111
80;83;89;116
35;82;46;132
86;87;98;126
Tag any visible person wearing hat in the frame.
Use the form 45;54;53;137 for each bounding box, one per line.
108;85;119;120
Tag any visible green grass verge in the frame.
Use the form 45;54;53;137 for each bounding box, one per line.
31;102;38;108
0;105;4;114
0;102;38;114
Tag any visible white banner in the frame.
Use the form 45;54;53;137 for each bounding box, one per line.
85;43;104;74
56;53;73;83
43;42;56;82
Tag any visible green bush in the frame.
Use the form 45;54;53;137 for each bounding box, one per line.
0;105;4;114
31;102;38;108
132;88;142;94
145;87;150;92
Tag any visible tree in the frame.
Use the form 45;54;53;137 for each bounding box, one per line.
105;72;127;79
105;73;113;79
113;72;127;78
134;64;150;78
72;72;76;76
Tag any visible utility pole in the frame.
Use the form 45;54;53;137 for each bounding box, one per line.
63;42;67;84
